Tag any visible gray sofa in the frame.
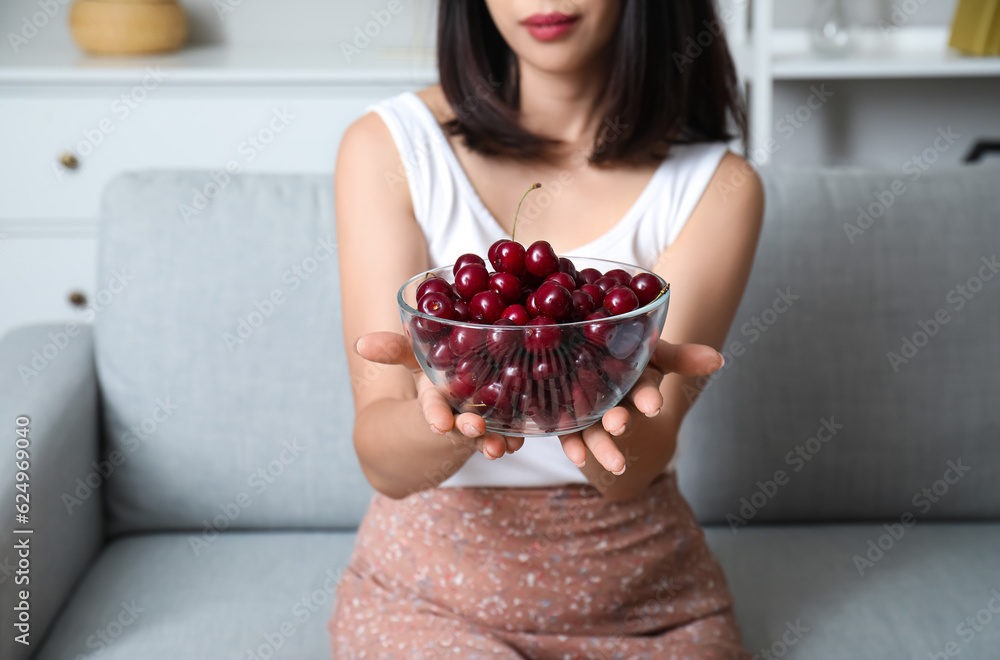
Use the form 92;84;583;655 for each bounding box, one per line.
2;163;999;660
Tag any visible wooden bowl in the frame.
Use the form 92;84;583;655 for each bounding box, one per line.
70;0;188;56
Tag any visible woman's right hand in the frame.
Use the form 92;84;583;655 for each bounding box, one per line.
354;332;525;460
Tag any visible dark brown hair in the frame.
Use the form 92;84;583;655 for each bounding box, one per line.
437;0;747;165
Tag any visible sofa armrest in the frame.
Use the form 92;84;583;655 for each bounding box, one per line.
0;324;104;660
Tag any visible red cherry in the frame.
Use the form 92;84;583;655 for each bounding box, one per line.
489;272;522;304
578;268;602;286
452;299;471;322
525;240;559;278
501;304;531;326
579;283;602;304
594;276;617;295
526;292;540;317
456;354;491;386
531;352;568;380
448;325;486;357
607;319;646;359
469;290;506;324
455;264;490;302
418;291;457;329
544;271;577;291
534;281;573;320
427;341;457;369
476;379;514;417
488;240;506;269
498;361;530;393
603;286;640;316
486;318;519;360
583;310;613;347
524;316;561;353
630;273;662;307
448;375;476;400
571;289;596;317
494;240;526;275
558;257;578;280
417;276;453;301
453;253;485;276
604;269;632;287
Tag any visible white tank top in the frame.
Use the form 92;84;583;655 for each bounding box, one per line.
369;91;728;488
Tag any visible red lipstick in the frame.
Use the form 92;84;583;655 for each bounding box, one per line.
520;13;580;41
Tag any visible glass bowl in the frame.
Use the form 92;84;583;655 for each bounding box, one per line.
397;257;670;437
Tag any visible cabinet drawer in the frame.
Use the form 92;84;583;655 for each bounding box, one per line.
0;85;415;220
0;236;97;342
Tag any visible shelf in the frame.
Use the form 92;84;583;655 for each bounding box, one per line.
0;44;438;86
762;27;1000;80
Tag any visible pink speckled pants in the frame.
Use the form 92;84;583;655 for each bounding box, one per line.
329;473;749;660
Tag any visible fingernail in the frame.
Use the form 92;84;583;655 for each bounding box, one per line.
610;425;625;436
429;425;444;435
645;408;660;418
463;424;480;437
719;354;726;368
352;338;362;355
612;465;627;476
574;460;586;468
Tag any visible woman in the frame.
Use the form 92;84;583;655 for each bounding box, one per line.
330;0;763;657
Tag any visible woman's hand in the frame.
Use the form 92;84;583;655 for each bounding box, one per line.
354;332;525;460
557;339;725;474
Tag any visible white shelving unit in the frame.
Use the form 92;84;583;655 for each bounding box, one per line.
729;0;1000;163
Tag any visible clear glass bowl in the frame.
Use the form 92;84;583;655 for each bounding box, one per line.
397;257;670;437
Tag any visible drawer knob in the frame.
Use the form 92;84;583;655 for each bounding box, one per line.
59;153;80;170
68;291;88;307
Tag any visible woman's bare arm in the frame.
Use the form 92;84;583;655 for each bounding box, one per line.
337;113;515;498
567;153;765;501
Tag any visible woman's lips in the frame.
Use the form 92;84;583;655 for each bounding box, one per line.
521;13;580;41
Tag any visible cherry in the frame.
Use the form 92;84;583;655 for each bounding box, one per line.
489;271;522;304
469;290;506;324
544;271;576;291
559;257;578;281
583;310;613;347
486;318;519;360
456;354;490;386
454;253;485;276
455;264;490;302
603;286;640;316
525;240;560;278
526;291;540;317
501;304;531;326
498;361;530;393
606;319;645;359
630;272;662;307
452;299;471;322
447;375;476;400
531;352;568;380
579;283;602;305
594;276;618;296
494;241;526;275
427;341;457;369
418;291;457;331
417;276;453;301
605;269;632;287
571;289;596;317
488;240;506;269
476;379;514;415
448;325;486;357
534;281;573;320
578;268;602;286
524;316;562;353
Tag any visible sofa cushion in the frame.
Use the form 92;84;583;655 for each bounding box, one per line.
679;163;1000;524
705;523;1000;659
95;172;373;534
34;531;357;660
33;524;1000;659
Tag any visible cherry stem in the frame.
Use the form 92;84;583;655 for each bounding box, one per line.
512;183;542;242
652;284;671;303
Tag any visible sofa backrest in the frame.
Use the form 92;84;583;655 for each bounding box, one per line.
677;163;1000;525
96;172;373;535
96;164;1000;535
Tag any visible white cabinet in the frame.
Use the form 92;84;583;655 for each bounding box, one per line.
0;47;434;340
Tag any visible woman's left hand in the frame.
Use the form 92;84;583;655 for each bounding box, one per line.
557;339;725;474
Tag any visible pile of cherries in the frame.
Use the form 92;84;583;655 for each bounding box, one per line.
404;184;667;434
